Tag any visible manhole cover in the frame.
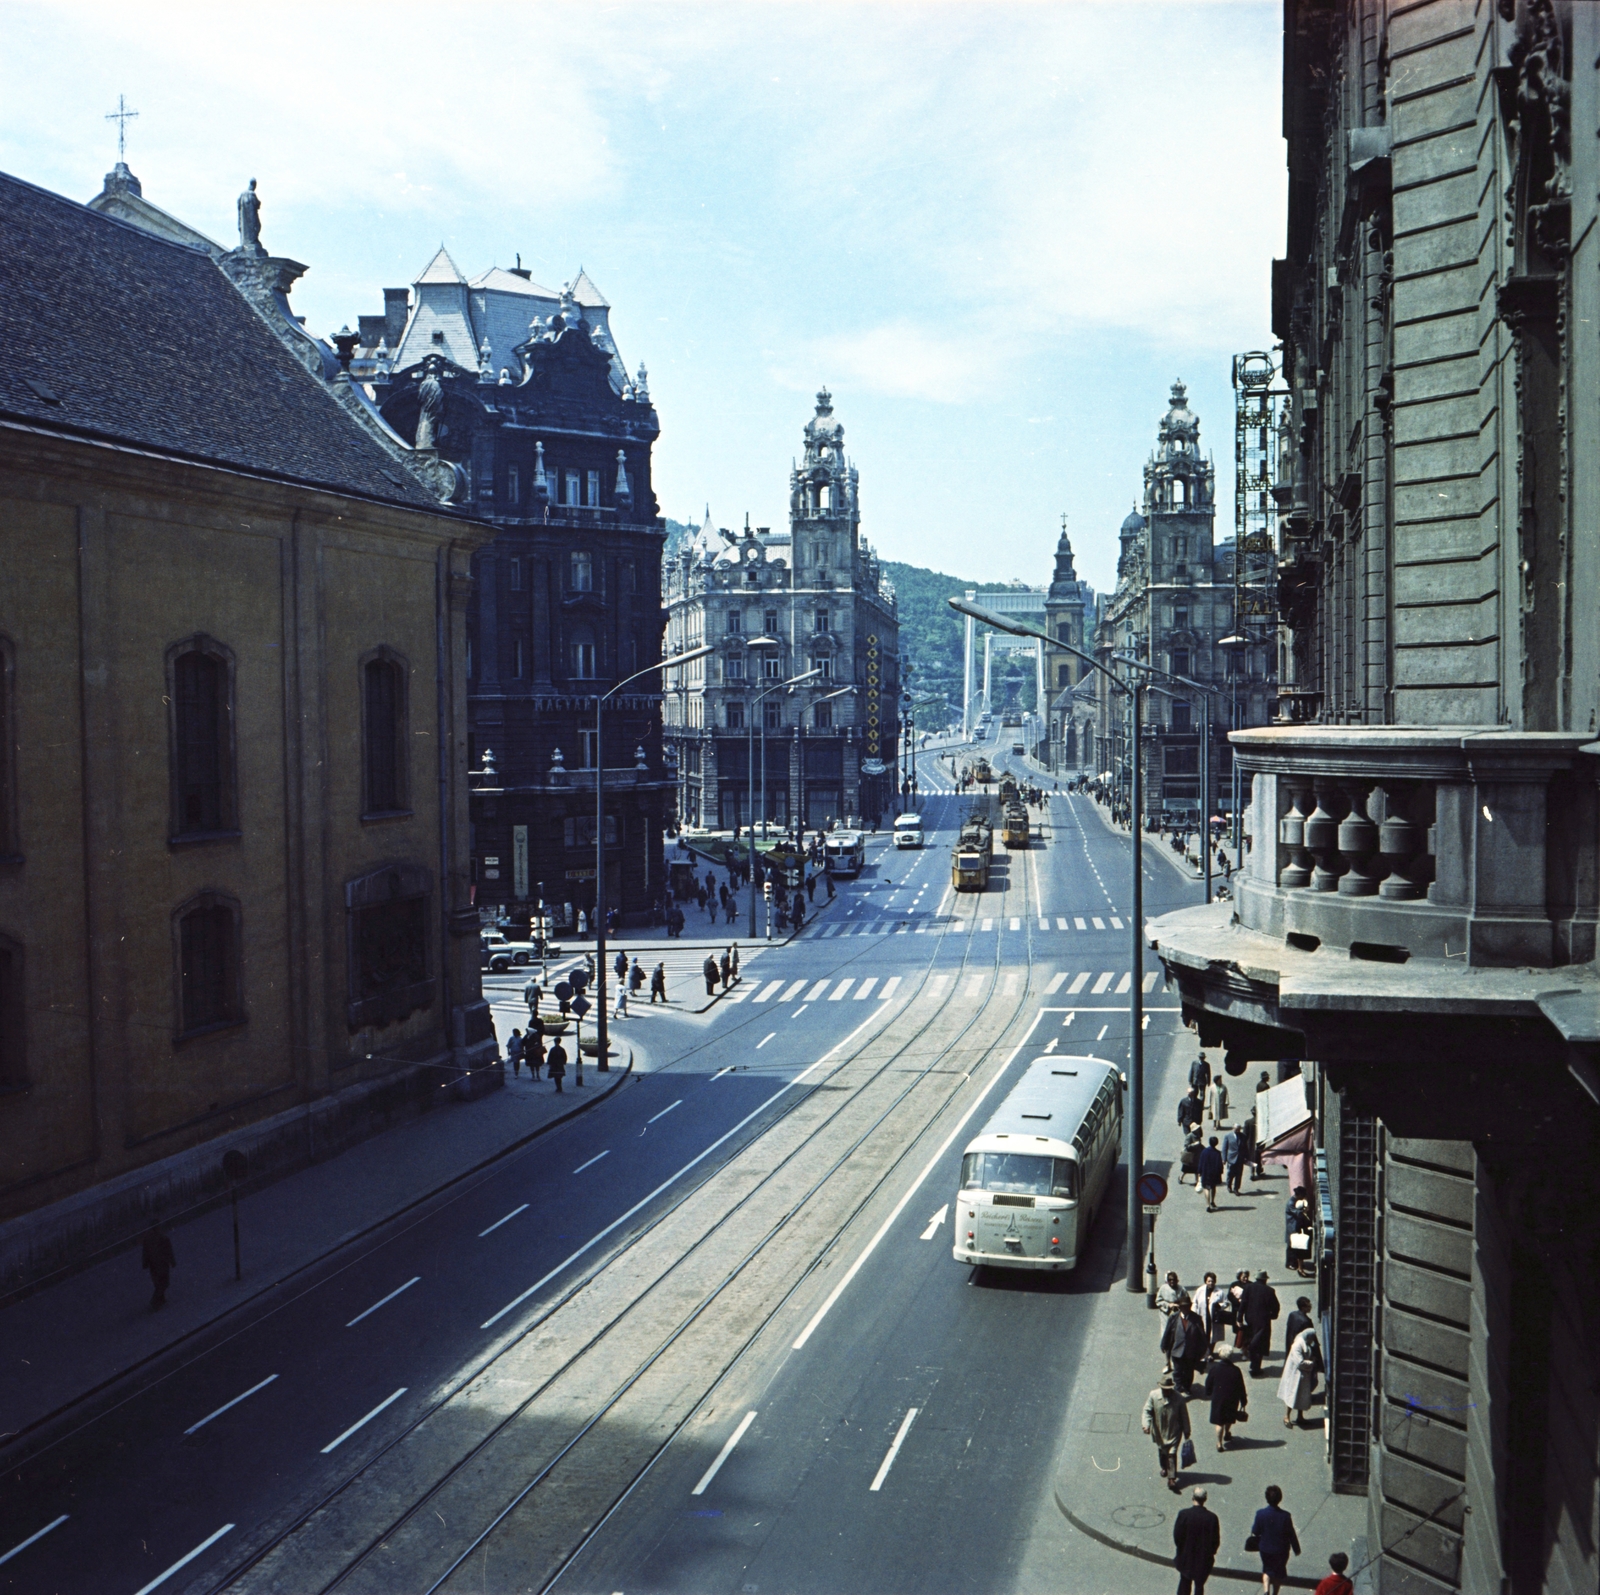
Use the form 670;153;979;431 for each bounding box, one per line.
1111;1504;1164;1529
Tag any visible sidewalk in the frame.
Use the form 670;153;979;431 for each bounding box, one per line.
1053;1050;1367;1589
0;1046;637;1458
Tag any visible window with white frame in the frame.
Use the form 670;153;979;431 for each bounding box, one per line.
586;470;600;507
570;550;593;591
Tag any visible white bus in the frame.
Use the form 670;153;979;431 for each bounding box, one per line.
952;1055;1122;1272
892;813;924;849
824;830;865;876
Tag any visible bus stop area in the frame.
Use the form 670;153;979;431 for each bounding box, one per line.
1052;1046;1371;1591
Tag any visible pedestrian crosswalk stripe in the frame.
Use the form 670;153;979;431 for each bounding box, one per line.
1000;972;1020;995
1045;972;1067;994
854;976;878;999
1058;917;1070;930
1068;972;1090;994
753;980;785;1003
981;918;993;931
1039;917;1050;931
1143;972;1158;992
1115;972;1132;993
962;973;984;998
1092;917;1106;930
1092;971;1113;994
829;979;854;1001
1075;917;1087;930
879;976;901;999
1009;917;1021;931
927;974;950;996
804;979;830;1002
723;987;751;1003
779;979;808;1002
866;921;885;935
1111;917;1125;930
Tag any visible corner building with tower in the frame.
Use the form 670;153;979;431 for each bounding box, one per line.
663;391;899;833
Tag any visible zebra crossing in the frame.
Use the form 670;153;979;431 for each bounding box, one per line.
811;913;1126;939
716;967;1163;1008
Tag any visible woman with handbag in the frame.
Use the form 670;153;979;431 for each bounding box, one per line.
1247;1484;1302;1593
1205;1344;1249;1451
1140;1370;1193;1493
1277;1324;1321;1427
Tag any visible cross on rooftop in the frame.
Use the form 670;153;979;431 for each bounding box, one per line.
105;94;139;160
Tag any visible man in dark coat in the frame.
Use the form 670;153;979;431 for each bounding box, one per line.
1160;1295;1208;1395
1283;1296;1315;1357
546;1039;568;1093
703;955;719;996
1241;1271;1280;1376
1172;1485;1221;1595
1188;1054;1212;1098
1177;1089;1204;1135
141;1224;176;1309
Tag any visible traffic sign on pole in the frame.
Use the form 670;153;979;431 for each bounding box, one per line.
1136;1172;1169;1206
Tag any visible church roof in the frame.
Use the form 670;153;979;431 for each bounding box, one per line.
569;267;609;308
0;169;447;512
415;245;467;285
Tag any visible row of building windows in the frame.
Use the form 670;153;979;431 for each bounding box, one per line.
501;467;603;509
504;553;639;596
726;609;834;635
485;632;644;682
0;635;411;859
723;699;834;730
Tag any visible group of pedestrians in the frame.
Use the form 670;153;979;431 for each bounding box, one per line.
1177;1055;1266;1209
702;945;742;996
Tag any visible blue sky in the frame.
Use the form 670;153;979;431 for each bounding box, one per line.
2;1;1285;595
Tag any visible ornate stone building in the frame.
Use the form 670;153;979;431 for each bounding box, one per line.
663;392;899;831
1091;384;1269;821
345;252;668;929
1153;5;1600;1591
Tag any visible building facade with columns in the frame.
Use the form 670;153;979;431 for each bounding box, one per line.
343;252;670;929
663;392;899;832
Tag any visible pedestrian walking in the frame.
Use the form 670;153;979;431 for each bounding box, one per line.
1140;1370;1192;1493
650;961;667;1003
730;945;740;984
141;1223;176;1310
613;981;629;1020
1173;1486;1221;1595
1188;1054;1212;1098
614;947;629;985
719;947;732;989
1223;1125;1246;1195
1204;1344;1249;1451
1199;1136;1225;1210
1177;1088;1204;1135
1161;1295;1208;1395
1156;1269;1185;1316
724;893;736;924
1247;1484;1301;1594
791;890;805;929
1313;1552;1354;1595
825;873;835;901
1241;1271;1280;1376
1278;1322;1321;1427
1206;1074;1230;1127
1195;1270;1227;1347
507;1028;525;1076
1286;1185;1316;1275
1283;1296;1314;1354
806;872;816;901
629;957;645;996
578;908;588;936
703;954;719;996
523;977;541;1018
546;1039;568;1093
527;1024;546;1079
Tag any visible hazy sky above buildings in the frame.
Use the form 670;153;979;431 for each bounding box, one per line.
2;1;1284;595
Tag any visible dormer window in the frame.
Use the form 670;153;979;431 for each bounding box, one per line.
431;330;445;344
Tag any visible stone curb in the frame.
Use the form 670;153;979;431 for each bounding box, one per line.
0;1048;637;1466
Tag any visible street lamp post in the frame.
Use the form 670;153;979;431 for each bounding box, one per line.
594;642;715;1075
745;654;821;939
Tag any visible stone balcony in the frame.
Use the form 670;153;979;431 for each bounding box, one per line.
1147;726;1600;1124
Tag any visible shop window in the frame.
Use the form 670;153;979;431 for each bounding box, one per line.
168;636;237;841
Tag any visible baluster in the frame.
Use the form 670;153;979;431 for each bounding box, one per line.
1377;784;1424;900
1279;776;1312;889
1306;779;1348;892
1337;780;1379;896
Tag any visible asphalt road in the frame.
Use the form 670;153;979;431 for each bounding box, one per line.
0;733;1202;1595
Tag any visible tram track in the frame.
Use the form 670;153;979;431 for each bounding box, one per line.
212;804;1049;1595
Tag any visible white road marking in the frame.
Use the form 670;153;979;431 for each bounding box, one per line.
131;1524;235;1595
692;1410;758;1496
829;979;855;1001
1144;972;1158;991
346;1277;420;1328
1075;917;1088;930
779;980;808;1002
1068;972;1090;994
482;1005;890;1329
1092;917;1106;930
919;1204;949;1240
1062;1011;1074;1026
1009;917;1021;931
574;1150;612;1173
320;1387;408;1453
804;979;830;1000
1045;972;1066;994
479;1203;529;1236
792;1006;1045;1350
1097;1024;1109;1039
648;1099;683;1123
1058;917;1070;929
1092;971;1114;994
791;1004;810;1019
854;978;877;999
1000;971;1020;995
710;1067;734;1081
183;1374;278;1434
927;974;950;996
878;976;900;999
757;1032;776;1049
752;980;785;1004
981;918;993;931
936;886;953;917
1111;917;1125;930
1116;972;1132;993
869;1408;920;1491
1039;916;1049;931
0;1515;68;1568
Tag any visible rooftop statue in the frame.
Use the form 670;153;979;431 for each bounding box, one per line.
236;178;264;257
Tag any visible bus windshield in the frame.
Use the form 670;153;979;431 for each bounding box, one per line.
960;1151;1076;1198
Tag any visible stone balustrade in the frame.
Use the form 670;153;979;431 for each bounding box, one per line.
1233;727;1598;968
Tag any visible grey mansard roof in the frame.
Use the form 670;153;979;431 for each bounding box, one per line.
0;169;447;512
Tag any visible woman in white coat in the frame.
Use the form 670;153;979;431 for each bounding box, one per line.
1277;1324;1320;1427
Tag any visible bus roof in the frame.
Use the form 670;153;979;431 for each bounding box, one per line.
969;1055;1118;1144
894;813;922;826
